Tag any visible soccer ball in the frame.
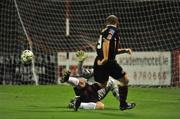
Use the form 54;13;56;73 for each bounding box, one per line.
21;50;34;64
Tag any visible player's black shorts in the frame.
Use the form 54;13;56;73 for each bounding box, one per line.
93;57;126;84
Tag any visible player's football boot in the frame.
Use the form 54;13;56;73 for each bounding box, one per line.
68;96;79;109
68;98;75;108
60;71;71;83
120;102;136;111
73;96;81;111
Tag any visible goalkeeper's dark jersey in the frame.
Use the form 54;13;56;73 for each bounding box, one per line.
96;25;120;61
74;83;101;102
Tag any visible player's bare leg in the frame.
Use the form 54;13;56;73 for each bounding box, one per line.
118;74;136;111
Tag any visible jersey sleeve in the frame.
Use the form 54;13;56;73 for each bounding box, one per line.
106;28;116;40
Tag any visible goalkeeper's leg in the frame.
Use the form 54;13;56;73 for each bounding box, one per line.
69;97;104;110
61;70;87;88
79;101;104;110
98;77;119;100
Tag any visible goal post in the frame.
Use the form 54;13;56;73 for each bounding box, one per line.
0;0;180;86
14;0;38;85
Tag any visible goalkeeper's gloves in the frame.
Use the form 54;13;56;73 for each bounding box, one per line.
76;50;88;62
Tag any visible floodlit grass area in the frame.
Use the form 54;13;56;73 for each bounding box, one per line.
0;85;180;119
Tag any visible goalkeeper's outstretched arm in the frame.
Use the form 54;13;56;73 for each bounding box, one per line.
76;50;94;79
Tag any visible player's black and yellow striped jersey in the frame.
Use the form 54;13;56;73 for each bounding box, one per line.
96;25;120;61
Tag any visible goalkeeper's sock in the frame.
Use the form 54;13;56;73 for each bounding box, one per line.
68;77;79;86
107;79;119;100
97;87;110;100
119;86;128;107
111;86;119;100
79;102;96;109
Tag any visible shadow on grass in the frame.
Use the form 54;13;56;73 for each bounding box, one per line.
27;105;67;109
20;105;136;117
20;105;77;113
27;105;119;111
98;111;135;117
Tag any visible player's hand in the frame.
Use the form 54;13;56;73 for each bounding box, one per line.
97;60;103;65
76;50;88;62
126;48;132;55
97;59;107;65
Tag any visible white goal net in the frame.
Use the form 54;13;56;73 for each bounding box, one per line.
0;0;180;86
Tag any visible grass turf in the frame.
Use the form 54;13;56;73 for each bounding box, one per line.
0;85;180;119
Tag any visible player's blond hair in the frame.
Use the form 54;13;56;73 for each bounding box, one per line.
105;15;119;26
100;15;119;32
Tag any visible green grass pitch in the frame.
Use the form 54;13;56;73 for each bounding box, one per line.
0;85;180;119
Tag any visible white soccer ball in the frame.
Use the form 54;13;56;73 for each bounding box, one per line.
21;50;34;64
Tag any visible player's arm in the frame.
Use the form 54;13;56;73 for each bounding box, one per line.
77;60;83;75
77;60;94;78
76;50;87;75
98;28;117;65
76;50;94;78
117;48;132;55
97;38;109;65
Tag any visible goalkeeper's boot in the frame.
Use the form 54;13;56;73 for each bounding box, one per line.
68;99;75;109
60;71;71;83
120;102;136;111
73;96;81;111
68;96;79;109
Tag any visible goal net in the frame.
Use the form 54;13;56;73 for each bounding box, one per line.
1;0;180;86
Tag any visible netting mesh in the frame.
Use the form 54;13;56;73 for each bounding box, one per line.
0;0;180;85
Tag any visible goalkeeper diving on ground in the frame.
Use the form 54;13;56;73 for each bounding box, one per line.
60;50;136;111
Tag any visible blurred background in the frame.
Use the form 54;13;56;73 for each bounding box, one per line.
0;0;180;86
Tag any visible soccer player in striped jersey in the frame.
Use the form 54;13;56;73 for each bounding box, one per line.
93;15;135;110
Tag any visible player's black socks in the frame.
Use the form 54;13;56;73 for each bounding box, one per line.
119;86;128;107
